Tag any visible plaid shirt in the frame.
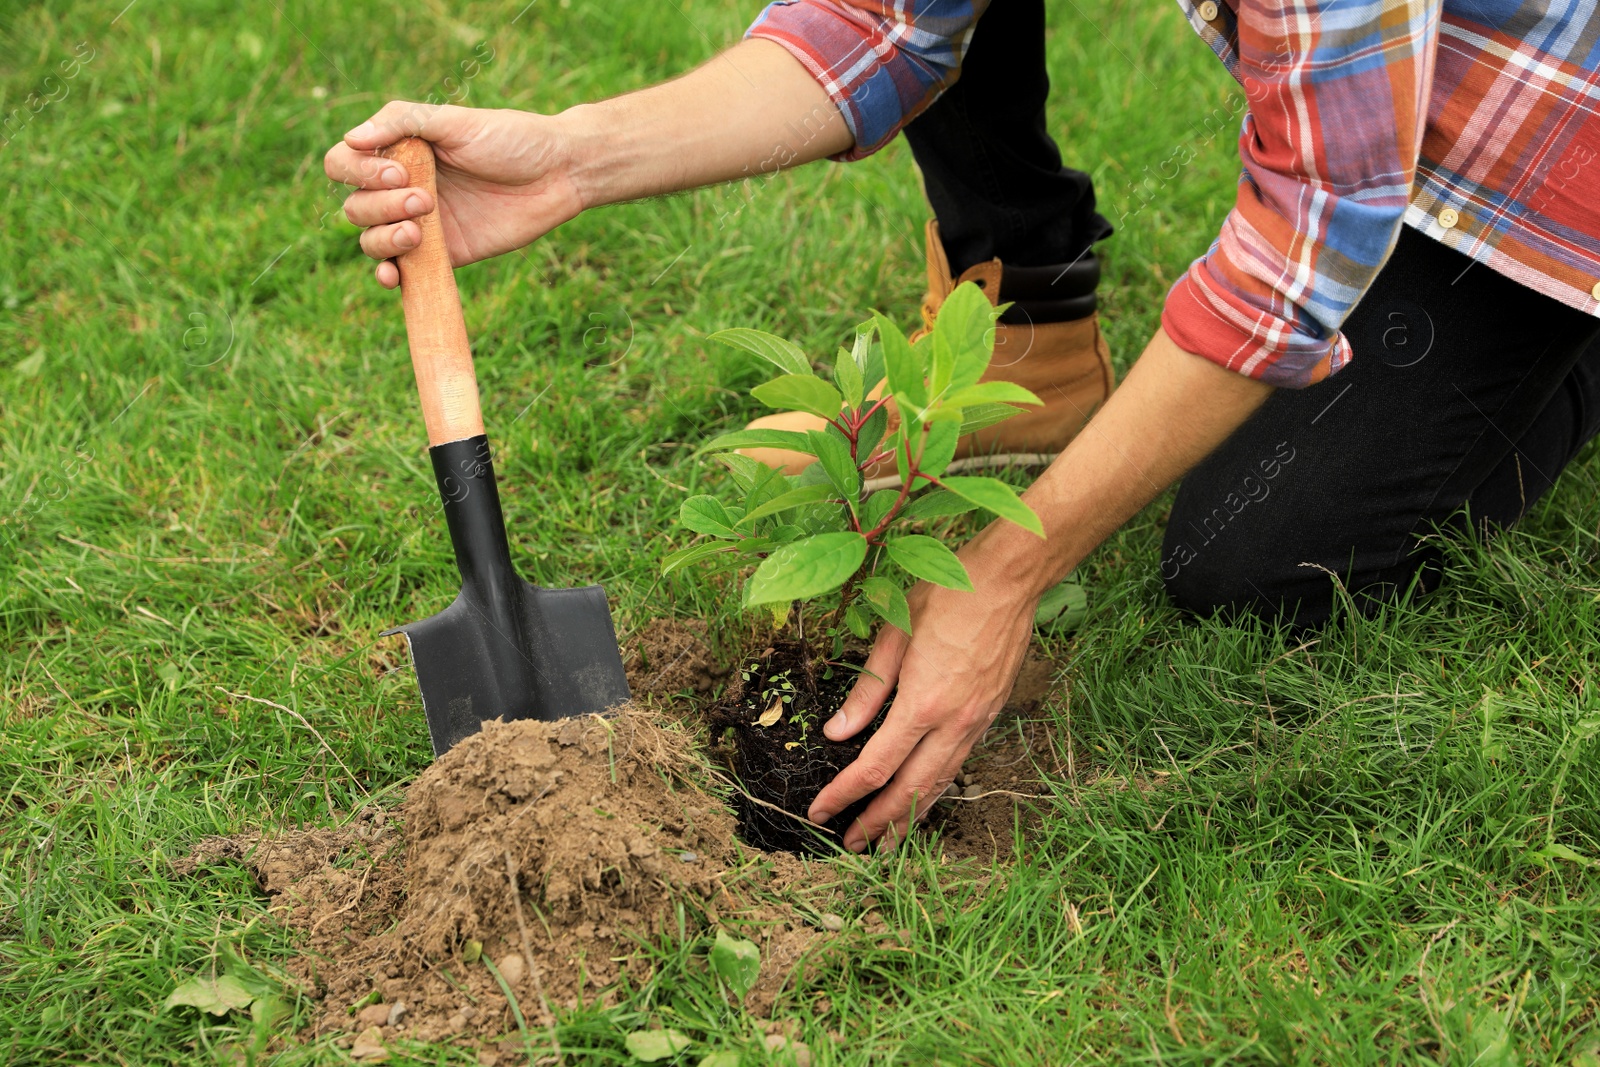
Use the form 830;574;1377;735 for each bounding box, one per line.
749;0;1600;387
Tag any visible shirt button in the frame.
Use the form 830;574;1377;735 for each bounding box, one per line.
1438;208;1460;229
1591;280;1600;302
1198;1;1219;19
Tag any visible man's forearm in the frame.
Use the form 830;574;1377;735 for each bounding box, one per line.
970;328;1274;596
558;40;853;210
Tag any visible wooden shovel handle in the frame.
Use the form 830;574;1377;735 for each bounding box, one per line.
379;137;484;446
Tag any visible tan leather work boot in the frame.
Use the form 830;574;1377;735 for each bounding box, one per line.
741;220;1115;488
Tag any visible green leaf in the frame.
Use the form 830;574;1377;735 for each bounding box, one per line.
922;403;968;425
742;463;789;515
700;428;815;455
861;489;898;531
787;498;851;535
751;375;843;420
794;461;832;486
860;575;912;633
909;334;937;410
1035;579;1087;631
251;994;291;1028
855;323;886;395
662;541;736;575
844;601;873;639
745;532;868;605
858;404;890;463
711;327;813;376
885;535;972;591
874;313;925;408
942;381;1043;408
699;1054;742;1067
737;482;838;528
218;944;277;1000
958;402;1025;436
833;347;864;410
625;1028;693;1062
808;429;860;500
936;281;999;390
163;974;257;1016
796;502;857;534
929;332;955;401
904;490;978;521
938;476;1044;536
708;929;761;997
679;496;739;538
917;420;961;478
716;453;767;493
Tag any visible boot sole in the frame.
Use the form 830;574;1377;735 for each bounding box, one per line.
862;452;1058;492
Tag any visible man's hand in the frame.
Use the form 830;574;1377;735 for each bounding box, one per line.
324;101;584;288
807;538;1038;852
322;41;852;288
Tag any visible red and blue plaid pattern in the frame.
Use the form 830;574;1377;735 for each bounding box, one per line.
750;0;1600;387
747;1;989;161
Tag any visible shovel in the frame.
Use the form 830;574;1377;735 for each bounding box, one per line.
376;136;630;756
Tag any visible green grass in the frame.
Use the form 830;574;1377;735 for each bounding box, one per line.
3;0;1598;1063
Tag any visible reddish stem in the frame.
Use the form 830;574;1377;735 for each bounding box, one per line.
861;437;920;544
859;395;892;423
860;449;894;470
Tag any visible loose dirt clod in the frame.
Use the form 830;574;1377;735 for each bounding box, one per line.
180;706;820;1059
623;617;726;701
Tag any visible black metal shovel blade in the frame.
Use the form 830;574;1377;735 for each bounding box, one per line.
385;435;630;756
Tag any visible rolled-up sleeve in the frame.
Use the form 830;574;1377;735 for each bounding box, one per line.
746;1;987;161
1161;0;1443;386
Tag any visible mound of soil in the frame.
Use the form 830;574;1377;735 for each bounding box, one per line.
181;707;823;1063
177;630;1076;1059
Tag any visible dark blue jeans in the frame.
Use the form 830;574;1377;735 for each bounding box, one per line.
904;7;1600;628
1160;229;1600;627
902;0;1110;273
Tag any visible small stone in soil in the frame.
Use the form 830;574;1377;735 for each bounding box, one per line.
962;783;983;799
350;1027;388;1062
355;1003;390;1030
819;913;845;932
679;850;699;863
496;954;526;985
387;1001;407;1026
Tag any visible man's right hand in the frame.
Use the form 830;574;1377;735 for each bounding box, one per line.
323;101;584;288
